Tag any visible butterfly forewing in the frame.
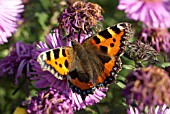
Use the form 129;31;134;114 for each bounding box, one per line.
37;47;72;80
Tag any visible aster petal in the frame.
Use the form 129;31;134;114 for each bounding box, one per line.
0;42;36;84
139;4;149;22
126;1;144;16
127;106;140;114
15;59;27;84
0;0;24;44
148;8;160;28
0;32;8;44
45;29;64;48
118;0;138;10
118;0;170;28
128;1;144;20
129;107;135;114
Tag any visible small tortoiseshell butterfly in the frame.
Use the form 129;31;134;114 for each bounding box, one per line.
37;22;132;99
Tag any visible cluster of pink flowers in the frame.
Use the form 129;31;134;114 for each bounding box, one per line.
118;0;170;113
118;0;170;54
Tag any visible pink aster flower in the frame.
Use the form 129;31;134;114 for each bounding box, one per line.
30;28;108;112
117;0;170;29
27;87;74;114
127;105;170;114
123;66;170;112
140;28;170;54
0;0;24;44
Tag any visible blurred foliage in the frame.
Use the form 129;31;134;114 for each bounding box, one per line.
0;0;168;114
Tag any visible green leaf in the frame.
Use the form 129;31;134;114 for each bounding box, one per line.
116;82;125;89
35;12;49;30
116;75;126;81
0;49;8;58
122;65;135;70
39;0;50;10
161;62;170;68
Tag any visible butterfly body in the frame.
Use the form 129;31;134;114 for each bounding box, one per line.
69;39;106;86
37;22;132;99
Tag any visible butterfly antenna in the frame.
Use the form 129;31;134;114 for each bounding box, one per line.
78;29;82;43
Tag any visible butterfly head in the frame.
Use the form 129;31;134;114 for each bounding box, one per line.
71;39;82;49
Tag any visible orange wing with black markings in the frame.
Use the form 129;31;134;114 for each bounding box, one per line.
87;22;131;57
37;47;73;80
68;22;132;98
90;22;132;86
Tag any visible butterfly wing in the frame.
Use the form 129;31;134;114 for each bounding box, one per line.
37;47;73;80
37;46;96;99
86;22;132;86
68;23;132;95
86;22;132;57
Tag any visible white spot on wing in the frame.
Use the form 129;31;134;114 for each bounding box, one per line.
44;65;48;69
47;66;51;71
51;69;55;74
42;53;47;60
117;24;124;30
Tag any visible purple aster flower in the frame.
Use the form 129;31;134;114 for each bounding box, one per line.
127;106;140;114
27;87;74;114
0;42;36;84
0;0;24;44
127;105;170;114
140;28;170;54
123;66;170;112
30;28;108;112
58;1;103;34
117;0;170;29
